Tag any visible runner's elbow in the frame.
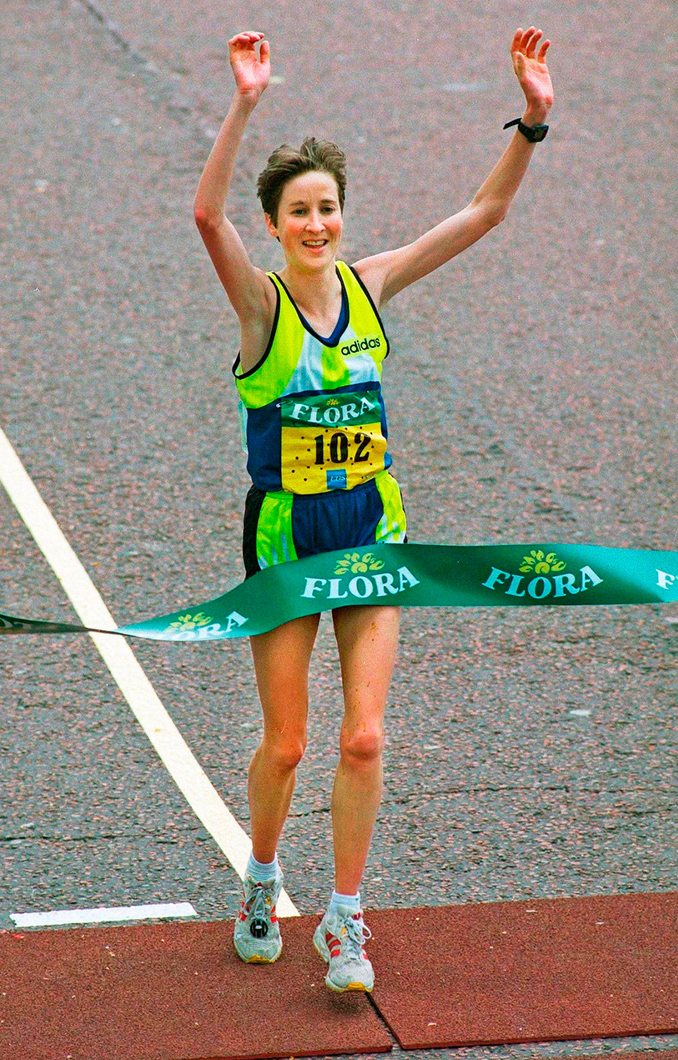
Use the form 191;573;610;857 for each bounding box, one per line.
194;203;224;232
470;199;507;230
483;203;508;229
493;205;509;226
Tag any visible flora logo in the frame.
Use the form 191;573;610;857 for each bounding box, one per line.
334;551;384;575
519;550;566;575
301;551;419;601
657;568;678;590
164;610;248;639
167;611;213;633
287;393;378;426
482;549;603;600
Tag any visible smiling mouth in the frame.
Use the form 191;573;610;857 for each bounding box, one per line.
302;239;328;247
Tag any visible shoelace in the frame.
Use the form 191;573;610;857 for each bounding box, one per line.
339;914;373;960
245;880;273;922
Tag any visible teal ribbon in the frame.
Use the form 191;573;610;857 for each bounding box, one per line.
2;542;677;641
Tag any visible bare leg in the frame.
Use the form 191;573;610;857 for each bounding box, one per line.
331;605;400;895
248;613;320;863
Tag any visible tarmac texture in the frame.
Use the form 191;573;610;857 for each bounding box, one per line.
1;0;676;1059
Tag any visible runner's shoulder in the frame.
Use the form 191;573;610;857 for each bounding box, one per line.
351;254;391;310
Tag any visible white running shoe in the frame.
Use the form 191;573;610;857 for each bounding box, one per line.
313;904;374;992
233;869;284;963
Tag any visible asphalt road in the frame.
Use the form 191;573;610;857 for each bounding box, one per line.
1;1;677;1058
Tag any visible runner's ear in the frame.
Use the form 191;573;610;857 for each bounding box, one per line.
264;213;280;241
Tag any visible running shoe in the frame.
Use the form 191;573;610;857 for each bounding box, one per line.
313;904;374;992
233;868;284;963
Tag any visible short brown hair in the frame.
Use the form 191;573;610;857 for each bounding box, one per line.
257;137;346;225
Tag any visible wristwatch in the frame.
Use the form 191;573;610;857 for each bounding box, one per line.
503;117;549;142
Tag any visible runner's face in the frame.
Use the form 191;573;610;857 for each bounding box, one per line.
266;171;342;267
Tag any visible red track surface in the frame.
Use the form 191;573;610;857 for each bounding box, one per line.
0;916;390;1060
2;892;676;1059
369;892;678;1049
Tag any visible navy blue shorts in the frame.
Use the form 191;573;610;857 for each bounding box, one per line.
242;470;407;578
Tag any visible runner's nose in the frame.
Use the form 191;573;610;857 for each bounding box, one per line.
305;211;325;232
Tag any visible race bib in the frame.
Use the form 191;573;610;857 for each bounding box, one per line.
280;390;386;493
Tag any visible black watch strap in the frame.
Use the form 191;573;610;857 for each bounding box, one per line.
504;117;549;142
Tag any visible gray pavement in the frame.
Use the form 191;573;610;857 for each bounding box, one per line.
1;1;677;1058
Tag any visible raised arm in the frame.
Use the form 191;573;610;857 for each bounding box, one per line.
194;32;273;323
355;27;554;307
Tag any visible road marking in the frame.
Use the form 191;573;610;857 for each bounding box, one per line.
11;903;197;928
0;427;299;917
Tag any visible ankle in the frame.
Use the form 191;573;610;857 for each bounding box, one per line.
329;889;361;916
246;851;280;882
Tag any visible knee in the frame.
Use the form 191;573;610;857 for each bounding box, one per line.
340;724;384;767
261;735;306;774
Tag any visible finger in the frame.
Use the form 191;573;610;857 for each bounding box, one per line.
538;38;551;63
228;31;264;47
519;25;536;49
229;36;255;52
526;29;542;59
258;39;271;64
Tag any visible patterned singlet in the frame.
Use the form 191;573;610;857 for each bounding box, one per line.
233;260;406;575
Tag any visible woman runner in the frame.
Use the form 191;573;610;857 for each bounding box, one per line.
194;27;553;992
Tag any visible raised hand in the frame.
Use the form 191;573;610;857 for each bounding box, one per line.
229;31;271;104
510;27;553;119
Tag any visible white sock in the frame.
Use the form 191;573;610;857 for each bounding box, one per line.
329;889;361;916
246;852;279;883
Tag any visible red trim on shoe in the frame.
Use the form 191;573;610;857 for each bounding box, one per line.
326;931;342;957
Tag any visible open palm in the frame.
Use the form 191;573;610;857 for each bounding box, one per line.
511;27;554;112
229;32;271;103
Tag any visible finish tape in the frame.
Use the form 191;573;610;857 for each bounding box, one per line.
3;542;678;642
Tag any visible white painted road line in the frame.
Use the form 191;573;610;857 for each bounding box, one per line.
11;902;198;928
0;427;299;918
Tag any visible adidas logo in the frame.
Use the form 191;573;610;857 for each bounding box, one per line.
340;336;382;356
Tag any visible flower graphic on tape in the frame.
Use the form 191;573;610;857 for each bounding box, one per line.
519;550;567;575
334;551;385;576
166;612;213;632
326;398;340;406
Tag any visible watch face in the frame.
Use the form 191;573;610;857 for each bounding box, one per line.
531;124;549;141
